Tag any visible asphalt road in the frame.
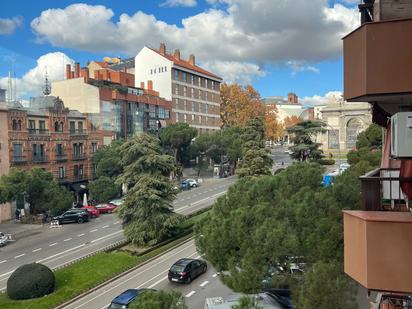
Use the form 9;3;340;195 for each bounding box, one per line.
0;176;236;291
63;239;233;309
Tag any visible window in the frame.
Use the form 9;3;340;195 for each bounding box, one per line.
12;119;18;130
176;112;179;123
184;114;187;123
198;90;202;100
13;143;22;157
91;142;98;154
56;144;64;156
74;165;79;178
211;93;215;102
175;84;179;95
198;115;201;123
199;102;202;113
206;116;208;123
79;165;84;177
205;103;209;113
184;100;187;111
205;92;208;102
175;98;179;109
29;120;36;129
159;107;165;119
205;79;208;88
211;81;214;90
174;70;179;81
346;118;363;149
182;72;187;83
198;77;202;87
69;121;75;133
192;101;195;112
192;114;195;121
39;120;46;133
78;122;83;132
149;105;156;118
191;88;194;98
164;66;167;72
190;74;194;84
58;167;65;179
183;86;187;97
328;130;339;149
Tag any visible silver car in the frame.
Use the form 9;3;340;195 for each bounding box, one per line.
0;232;9;247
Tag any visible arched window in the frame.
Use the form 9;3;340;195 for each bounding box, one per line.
17;120;22;131
12;119;17;130
346;118;364;149
54;121;59;132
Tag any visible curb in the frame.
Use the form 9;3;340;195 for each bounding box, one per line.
54;234;193;309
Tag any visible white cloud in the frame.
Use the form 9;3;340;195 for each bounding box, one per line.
0;17;23;35
0;52;74;99
286;61;320;77
30;1;359;83
203;61;266;84
160;0;197;7
300;91;344;106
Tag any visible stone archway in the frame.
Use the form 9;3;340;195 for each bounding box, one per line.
346;118;365;149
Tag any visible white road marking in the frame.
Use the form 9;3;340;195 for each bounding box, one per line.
90;229;98;233
0;260;6;264
212;273;217;278
147;276;168;289
185;291;196;298
77;233;85;237
63;238;72;242
14;254;25;259
49;242;58;247
200;280;209;287
32;248;42;252
102;225;109;229
113;221;120;225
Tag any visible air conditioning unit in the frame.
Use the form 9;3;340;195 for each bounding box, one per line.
391;112;412;158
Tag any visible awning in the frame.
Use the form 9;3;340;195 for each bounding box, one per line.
70;183;89;194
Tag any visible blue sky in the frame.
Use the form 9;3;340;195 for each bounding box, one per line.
0;0;360;104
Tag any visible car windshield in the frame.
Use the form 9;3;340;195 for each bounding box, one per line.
171;264;185;273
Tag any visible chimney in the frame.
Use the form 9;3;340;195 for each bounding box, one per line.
288;92;298;104
71;71;75;79
159;43;166;56
189;54;195;66
81;67;89;82
140;82;145;89
174;49;180;60
75;62;80;78
66;64;72;80
147;80;153;91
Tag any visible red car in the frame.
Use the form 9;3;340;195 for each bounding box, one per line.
95;203;117;214
82;205;100;218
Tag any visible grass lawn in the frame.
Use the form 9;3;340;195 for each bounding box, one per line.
0;234;192;309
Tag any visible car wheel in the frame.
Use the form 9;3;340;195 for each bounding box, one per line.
186;276;192;284
203;265;207;273
77;218;84;224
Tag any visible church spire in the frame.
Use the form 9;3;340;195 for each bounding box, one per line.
43;71;51;96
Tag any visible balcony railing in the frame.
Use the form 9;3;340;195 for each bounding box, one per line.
57;176;68;183
55;154;68;161
69;129;87;135
74;174;85;181
360;168;412;212
11;155;27;164
32;155;48;163
72;154;86;161
28;128;49;135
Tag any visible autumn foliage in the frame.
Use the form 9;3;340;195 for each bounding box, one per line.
283;115;302;129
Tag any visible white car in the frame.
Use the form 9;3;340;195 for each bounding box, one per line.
109;198;124;207
186;179;199;188
0;232;9;247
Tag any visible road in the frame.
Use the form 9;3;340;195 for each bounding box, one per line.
0;176;236;291
63;239;232;309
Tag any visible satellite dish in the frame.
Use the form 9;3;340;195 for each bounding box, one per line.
103;56;111;62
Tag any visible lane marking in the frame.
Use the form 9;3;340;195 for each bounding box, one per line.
212;273;217;278
78;233;85;237
64;238;72;242
147;276;168;289
32;248;42;252
0;261;6;264
90;229;98;233
185;291;196;298
49;243;58;247
14;254;25;259
113;221;120;225
200;280;209;287
102;225;109;229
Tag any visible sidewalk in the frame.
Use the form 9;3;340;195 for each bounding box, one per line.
0;220;45;240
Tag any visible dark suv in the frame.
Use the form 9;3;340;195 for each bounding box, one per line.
53;209;89;224
168;258;207;283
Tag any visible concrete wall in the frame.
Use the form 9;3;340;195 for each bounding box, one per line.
51;78;100;114
0;103;11;222
134;47;173;101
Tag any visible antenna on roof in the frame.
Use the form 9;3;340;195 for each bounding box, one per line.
43;69;51;96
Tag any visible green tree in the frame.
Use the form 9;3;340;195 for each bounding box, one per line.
232;296;263;309
159;123;197;164
355;123;382;149
129;290;187;309
0;168;73;215
89;176;121;202
287;120;327;161
237;118;272;178
93;140;124;178
117;133;182;246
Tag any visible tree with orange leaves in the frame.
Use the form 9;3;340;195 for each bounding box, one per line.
283;115;302;129
220;83;265;128
264;104;283;141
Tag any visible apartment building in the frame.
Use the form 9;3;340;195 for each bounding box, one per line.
5;96;104;200
51;62;172;139
134;43;222;133
343;1;412;308
0;98;11;222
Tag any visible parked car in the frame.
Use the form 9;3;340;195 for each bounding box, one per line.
180;180;191;191
109;198;124;207
168;258;207;284
186;178;199;188
108;289;155;309
82;205;100;218
52;209;89;224
0;232;9;247
95;203;117;214
263;289;293;309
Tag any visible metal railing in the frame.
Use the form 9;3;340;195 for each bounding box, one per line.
55;154;68;161
69;129;87;135
32;155;48;163
57;176;68;183
11;155;27;164
72;154;86;161
28;128;49;135
360;168;412;211
381;294;412;309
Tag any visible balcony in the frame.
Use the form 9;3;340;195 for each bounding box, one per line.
72;154;86;161
55;154;68;162
11;155;27;164
73;174;85;181
32;155;48;163
343;19;412;104
344;210;412;293
28;128;49;135
360;168;412;211
57;176;68;183
69;129;87;136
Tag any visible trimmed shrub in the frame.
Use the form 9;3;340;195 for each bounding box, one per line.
316;158;335;165
7;263;55;300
